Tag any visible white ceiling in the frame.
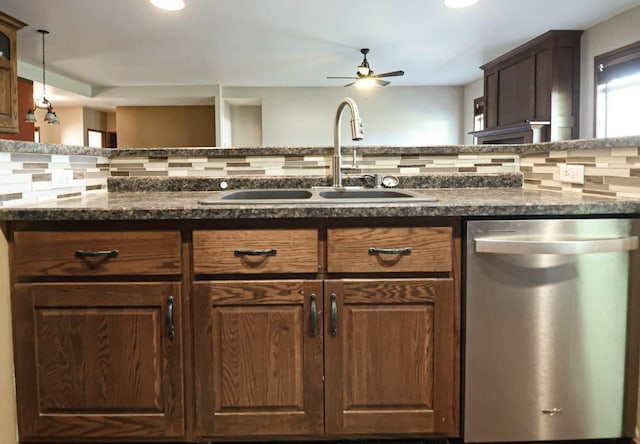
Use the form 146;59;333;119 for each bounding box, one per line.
3;0;640;108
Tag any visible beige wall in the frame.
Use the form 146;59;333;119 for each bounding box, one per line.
230;105;262;147
38;106;85;146
116;106;215;148
38;107;117;147
462;78;483;145
0;225;18;444
82;108;109;146
106;112;116;133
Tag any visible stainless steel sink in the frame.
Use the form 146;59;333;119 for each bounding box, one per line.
318;189;415;199
220;189;313;200
199;188;437;204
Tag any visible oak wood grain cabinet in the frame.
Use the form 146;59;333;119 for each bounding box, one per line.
324;226;458;436
0;11;26;134
9;220;460;442
10;229;185;441
192;223;460;439
192;280;324;436
192;228;324;437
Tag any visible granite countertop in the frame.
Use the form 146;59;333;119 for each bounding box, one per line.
2;188;639;221
3;135;640;157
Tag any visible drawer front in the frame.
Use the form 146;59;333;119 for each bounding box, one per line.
327;227;452;273
193;229;318;274
13;231;182;277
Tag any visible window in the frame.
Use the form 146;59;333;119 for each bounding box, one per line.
473;97;485;132
87;129;106;148
595;40;640;138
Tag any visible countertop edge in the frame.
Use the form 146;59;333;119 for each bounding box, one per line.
3;135;640;157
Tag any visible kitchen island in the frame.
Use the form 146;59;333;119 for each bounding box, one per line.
1;136;640;444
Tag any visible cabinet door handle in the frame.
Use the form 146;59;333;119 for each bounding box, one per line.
330;293;338;337
310;293;318;337
167;296;175;341
75;249;119;258
368;247;412;255
233;249;277;257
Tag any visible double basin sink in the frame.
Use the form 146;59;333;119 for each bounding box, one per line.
199;188;438;205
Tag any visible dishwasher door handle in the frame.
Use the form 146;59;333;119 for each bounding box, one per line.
475;236;639;255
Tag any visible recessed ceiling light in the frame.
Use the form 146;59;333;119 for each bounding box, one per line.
150;0;185;11
445;0;479;8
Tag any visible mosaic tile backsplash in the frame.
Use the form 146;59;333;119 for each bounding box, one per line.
0;151;109;207
108;152;520;177
521;146;640;199
2;137;640;206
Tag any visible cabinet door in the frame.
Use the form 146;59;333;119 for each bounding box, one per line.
12;282;184;440
0;14;24;134
324;279;458;436
193;280;324;437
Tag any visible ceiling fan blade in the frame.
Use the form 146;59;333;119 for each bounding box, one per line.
375;79;391;86
373;70;405;78
344;81;357;87
327;76;358;79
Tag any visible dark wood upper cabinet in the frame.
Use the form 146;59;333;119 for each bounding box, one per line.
471;30;583;144
0;11;26;134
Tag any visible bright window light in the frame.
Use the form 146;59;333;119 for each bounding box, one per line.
150;0;185;11
88;130;105;148
445;0;479;8
596;72;640;138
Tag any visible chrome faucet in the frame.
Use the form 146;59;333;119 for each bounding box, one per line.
333;98;364;187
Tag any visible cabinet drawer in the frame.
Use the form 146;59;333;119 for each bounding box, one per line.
13;231;182;277
193;229;318;274
327;227;452;273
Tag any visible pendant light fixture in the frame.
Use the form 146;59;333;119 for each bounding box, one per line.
25;29;60;125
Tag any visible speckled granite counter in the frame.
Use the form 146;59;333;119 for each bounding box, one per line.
2;188;639;221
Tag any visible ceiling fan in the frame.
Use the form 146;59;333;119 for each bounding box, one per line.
327;48;405;87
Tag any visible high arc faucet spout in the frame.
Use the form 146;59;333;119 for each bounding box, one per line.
333;98;364;187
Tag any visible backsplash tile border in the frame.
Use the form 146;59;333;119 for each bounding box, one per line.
1;138;640;205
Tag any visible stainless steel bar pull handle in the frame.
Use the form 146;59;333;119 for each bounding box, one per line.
330;293;338;336
475;236;639;255
310;293;318;337
167;296;175;340
75;249;119;258
368;247;412;255
233;249;277;257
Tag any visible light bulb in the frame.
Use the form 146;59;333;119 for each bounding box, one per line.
150;0;185;11
445;0;479;8
355;77;376;89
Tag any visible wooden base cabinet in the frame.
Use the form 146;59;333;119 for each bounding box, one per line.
192;224;460;440
324;279;457;436
192;280;324;437
12;282;184;440
9;222;460;442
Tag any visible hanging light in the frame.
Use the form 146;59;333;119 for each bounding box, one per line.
44;106;60;125
25;29;60;124
24;109;37;123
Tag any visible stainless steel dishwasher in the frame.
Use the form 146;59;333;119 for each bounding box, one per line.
464;218;638;443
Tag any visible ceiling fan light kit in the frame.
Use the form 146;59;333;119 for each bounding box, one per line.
444;0;479;8
150;0;185;11
327;48;404;87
